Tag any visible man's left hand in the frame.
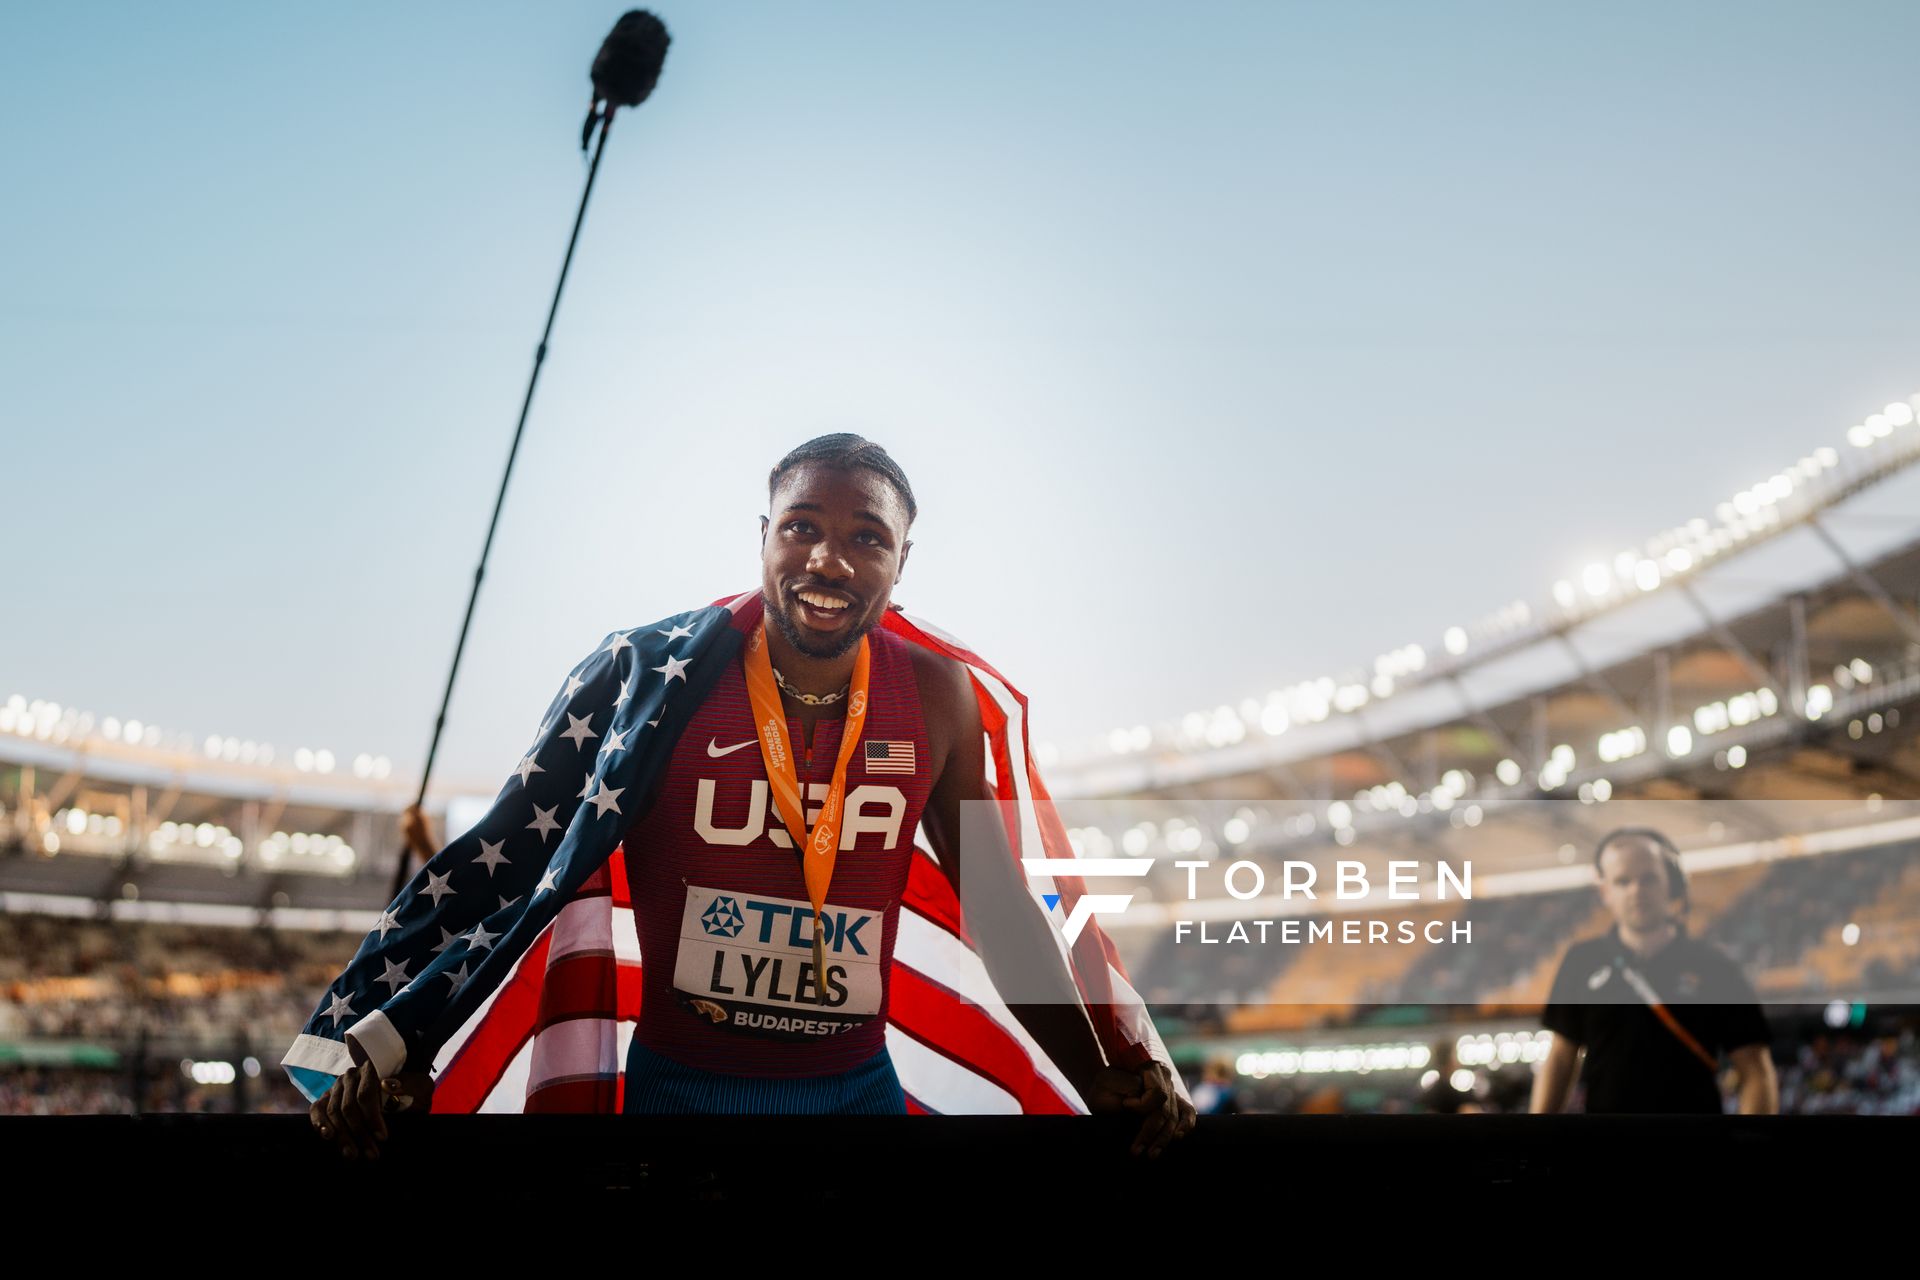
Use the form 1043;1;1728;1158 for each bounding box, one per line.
1083;1060;1198;1159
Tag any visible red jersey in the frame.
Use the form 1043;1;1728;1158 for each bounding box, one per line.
620;620;934;1076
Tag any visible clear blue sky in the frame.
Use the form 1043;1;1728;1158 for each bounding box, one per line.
5;1;1919;794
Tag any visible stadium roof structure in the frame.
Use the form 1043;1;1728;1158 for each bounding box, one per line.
1041;394;1920;902
0;717;412;917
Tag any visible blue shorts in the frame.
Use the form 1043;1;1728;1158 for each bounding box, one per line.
621;1041;908;1115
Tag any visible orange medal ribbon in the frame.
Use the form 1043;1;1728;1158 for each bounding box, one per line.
742;619;872;999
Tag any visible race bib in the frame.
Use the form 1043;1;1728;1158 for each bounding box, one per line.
671;883;885;1041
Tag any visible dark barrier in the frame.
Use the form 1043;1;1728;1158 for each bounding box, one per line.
0;1114;1904;1210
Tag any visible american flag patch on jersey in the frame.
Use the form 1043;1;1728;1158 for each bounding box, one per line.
864;739;915;774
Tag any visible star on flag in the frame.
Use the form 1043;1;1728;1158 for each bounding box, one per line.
376;959;412;996
586;781;625;818
560;712;598;749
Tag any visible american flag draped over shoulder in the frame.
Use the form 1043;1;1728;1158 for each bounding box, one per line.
283;590;1185;1115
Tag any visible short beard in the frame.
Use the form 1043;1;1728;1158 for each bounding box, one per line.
763;587;874;661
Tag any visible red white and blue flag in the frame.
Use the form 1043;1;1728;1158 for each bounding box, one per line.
283;590;1183;1115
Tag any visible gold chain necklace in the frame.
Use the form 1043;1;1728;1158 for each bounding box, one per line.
772;664;850;706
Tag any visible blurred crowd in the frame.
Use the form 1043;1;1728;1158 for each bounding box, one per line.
1;912;358;1115
0;1064;310;1116
1777;1027;1920;1115
0;913;355;1047
1161;1018;1920;1117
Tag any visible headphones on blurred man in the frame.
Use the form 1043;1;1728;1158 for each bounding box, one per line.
1591;826;1691;920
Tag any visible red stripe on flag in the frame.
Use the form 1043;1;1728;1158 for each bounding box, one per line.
525;1077;620;1113
607;846;631;909
432;929;554;1113
889;964;1081;1114
529;951;643;1030
902;848;965;940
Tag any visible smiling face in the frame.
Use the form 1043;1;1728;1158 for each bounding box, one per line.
759;461;913;662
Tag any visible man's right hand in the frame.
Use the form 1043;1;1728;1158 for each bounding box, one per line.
309;1058;435;1161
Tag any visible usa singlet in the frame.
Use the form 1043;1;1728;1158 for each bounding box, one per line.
620;618;934;1087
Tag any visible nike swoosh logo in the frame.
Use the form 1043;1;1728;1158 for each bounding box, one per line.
707;737;758;758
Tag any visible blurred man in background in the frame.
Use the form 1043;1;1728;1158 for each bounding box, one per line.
1532;828;1778;1115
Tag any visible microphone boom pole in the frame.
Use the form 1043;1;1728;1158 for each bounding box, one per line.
393;11;671;900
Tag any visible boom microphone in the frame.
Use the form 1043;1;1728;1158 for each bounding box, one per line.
401;10;672;899
583;10;672;149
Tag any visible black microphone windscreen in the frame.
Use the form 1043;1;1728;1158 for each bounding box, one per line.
592;10;671;108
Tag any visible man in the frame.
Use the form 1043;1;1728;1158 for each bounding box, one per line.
300;434;1196;1156
1531;827;1778;1115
